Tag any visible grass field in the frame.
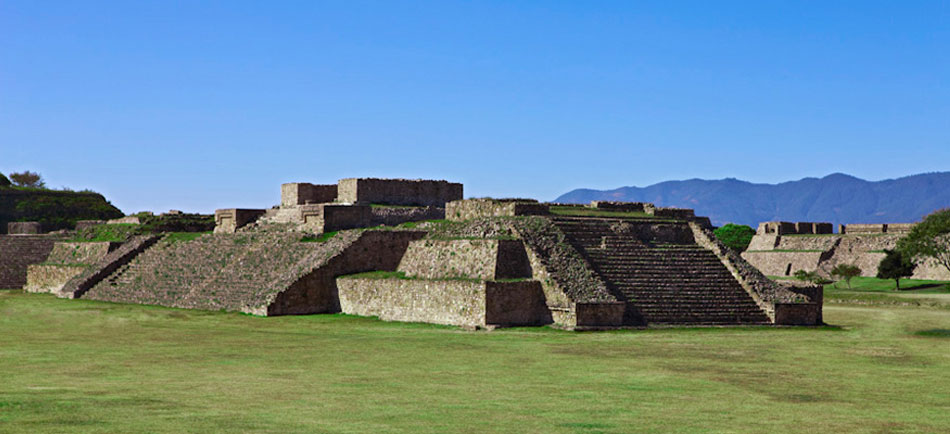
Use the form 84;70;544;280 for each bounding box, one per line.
2;290;949;433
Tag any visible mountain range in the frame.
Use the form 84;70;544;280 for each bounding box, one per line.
554;172;950;228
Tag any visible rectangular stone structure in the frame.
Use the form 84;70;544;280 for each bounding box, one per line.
650;207;695;219
214;209;266;234
397;239;532;280
7;222;41;234
337;178;462;207
281;183;338;206
300;204;372;233
795;222;816;234
446;199;549;221
842;223;886;234
337;278;550;329
885;223;915;234
815;223;834;234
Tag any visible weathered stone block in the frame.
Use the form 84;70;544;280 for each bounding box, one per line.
338;178;462;207
45;242;119;265
337;278;550;329
281;183;337;206
774;303;821;325
214;209;266;233
7;222;41;234
590;201;648;212
446;199;549;221
398;239;532;280
25;264;86;293
300;204;372;233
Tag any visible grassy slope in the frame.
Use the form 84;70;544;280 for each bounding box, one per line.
1;292;949;433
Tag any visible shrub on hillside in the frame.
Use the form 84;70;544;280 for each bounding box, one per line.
713;223;755;252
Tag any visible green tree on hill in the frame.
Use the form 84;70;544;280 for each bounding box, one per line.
877;249;916;290
0;172;10;187
713;223;755;252
830;264;862;289
9;171;45;188
897;208;950;275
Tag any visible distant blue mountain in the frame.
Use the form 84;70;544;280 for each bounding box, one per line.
554;172;950;228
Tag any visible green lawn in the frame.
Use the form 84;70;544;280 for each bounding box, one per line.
1;291;949;432
825;276;950;293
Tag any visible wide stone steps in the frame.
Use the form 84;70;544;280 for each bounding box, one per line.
552;216;771;325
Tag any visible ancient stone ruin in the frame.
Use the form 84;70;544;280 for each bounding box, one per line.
743;221;950;280
3;178;823;329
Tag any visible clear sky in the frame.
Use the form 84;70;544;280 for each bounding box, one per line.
1;1;948;213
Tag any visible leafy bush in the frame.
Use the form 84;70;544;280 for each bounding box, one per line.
713;223;755;252
830;264;862;289
793;269;826;285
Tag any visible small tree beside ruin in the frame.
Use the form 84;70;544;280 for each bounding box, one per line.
9;171;46;188
897;208;950;276
714;223;756;252
830;264;862;289
877;249;916;290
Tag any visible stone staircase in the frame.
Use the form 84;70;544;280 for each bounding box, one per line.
83;232;346;311
552;217;771;325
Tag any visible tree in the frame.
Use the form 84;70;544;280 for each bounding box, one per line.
714;223;756;252
897;208;950;276
0;172;10;187
877;249;916;290
9;171;45;188
830;264;862;289
793;269;825;285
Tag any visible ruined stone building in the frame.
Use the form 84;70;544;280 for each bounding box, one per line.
743;221;950;280
6;178;822;330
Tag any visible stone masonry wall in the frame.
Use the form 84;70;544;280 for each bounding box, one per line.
0;235;64;289
7;222;42;234
45;242;119;265
741;251;827;276
281;183;337;206
214;209;266;233
25;264;86;293
338;178;463;207
446;199;549;221
337;278;550;329
397;239;532;280
369;206;445;227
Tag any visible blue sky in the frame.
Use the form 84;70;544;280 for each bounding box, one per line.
1;1;948;213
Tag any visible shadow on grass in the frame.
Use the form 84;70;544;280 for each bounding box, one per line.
915;329;950;338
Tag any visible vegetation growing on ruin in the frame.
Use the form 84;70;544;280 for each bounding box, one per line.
0;187;124;232
70;223;139;242
548;205;654;219
1;291;949;432
300;231;339;243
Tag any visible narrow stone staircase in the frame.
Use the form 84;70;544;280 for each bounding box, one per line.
552;217;770;325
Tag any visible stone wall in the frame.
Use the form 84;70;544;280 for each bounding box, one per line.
45;242;120;264
281;183;337;206
25;264;86;293
757;221;832;235
775;236;840;251
7;222;42;234
24;241;120;293
214;209;266;234
369;206;444;227
75;220;106;230
397;239;532;280
337;178;463;207
0;235;64;289
446;199;549;221
650;207;695;219
265;230;426;315
300;204;372;233
337;278;550;329
741;251;827;276
842;223;885;234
